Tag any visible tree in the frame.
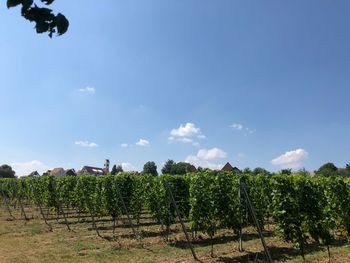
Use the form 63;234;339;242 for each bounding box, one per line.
42;169;51;176
161;159;176;174
197;166;211;172
0;164;16;178
6;0;69;37
315;162;338;177
252;167;270;176
243;167;252;174
280;169;292;175
142;161;158;176
173;162;193;175
298;167;310;176
115;165;123;174
111;165;117;175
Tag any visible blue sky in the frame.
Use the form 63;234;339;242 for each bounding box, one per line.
1;1;350;175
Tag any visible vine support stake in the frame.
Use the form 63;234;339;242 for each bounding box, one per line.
12;181;29;221
163;180;200;262
238;179;244;252
50;179;73;232
29;178;52;231
240;182;273;263
114;180;138;239
0;184;16;220
81;180;102;238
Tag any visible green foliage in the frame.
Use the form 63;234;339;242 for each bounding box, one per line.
271;175;334;261
252;167;270;176
115;165;123;174
161;160;193;175
172;162;193;175
161;160;176;174
243;167;252;173
111;165;117;175
1;171;350;256
243;174;273;228
0;164;16;178
214;172;240;230
271;176;308;259
101;175;122;219
142;161;158;176
110;165;124;175
6;0;69;37
315;162;338;177
189;172;219;238
145;176;172;227
319;176;350;237
298;168;310;176
280;169;292;175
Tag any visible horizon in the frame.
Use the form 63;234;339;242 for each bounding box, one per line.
1;1;350;176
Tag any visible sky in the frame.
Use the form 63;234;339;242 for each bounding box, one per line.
1;0;350;176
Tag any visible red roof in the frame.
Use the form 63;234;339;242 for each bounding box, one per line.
221;162;240;172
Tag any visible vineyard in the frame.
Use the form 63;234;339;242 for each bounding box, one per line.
1;172;350;262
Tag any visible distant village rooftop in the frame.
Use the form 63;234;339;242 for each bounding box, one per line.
221;162;241;173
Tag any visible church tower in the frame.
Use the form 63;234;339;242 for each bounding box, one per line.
104;159;110;174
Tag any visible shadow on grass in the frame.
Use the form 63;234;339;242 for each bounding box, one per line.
118;228;182;239
84;221;161;231
217;238;349;263
171;231;273;250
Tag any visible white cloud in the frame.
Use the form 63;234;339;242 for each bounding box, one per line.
75;141;98;148
185;147;227;170
185;155;224;170
11;160;50;177
121;162;138;172
197;148;227;160
169;123;204;146
171;123;201;137
271;148;309;169
136;139;150;147
230;123;255;135
121;143;128;148
79;86;95;94
230;123;243;130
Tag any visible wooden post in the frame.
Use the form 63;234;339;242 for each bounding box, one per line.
12;181;29;221
114;180;137;239
49;179;72;231
238;179;243;252
29;178;52;231
240;183;273;263
81;180;101;237
163;180;199;261
0;185;16;220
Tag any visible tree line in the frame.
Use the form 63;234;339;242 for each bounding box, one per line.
1;161;350;178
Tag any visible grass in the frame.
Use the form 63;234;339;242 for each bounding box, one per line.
0;206;350;263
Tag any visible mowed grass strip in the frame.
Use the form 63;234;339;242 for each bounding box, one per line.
0;208;350;263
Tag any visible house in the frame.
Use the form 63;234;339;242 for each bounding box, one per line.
65;169;76;176
28;171;40;177
78;160;110;176
221;162;241;173
188;164;197;173
51;168;66;176
79;166;105;175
